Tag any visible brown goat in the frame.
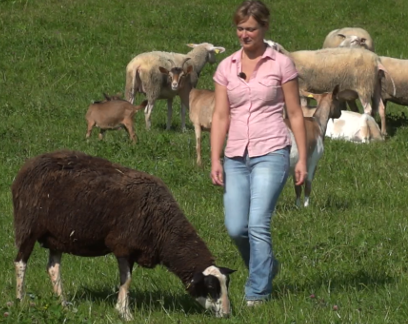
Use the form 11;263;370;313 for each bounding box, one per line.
12;150;235;321
188;88;215;166
85;94;148;143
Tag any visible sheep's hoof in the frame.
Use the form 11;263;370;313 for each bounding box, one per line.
118;310;134;322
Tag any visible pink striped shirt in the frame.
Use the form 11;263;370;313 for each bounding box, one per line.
213;46;298;158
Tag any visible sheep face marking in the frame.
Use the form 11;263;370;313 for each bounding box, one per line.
188;266;236;318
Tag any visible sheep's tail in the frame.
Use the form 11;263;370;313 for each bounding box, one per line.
378;61;396;96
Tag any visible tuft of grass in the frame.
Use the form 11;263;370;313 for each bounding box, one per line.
1;0;408;322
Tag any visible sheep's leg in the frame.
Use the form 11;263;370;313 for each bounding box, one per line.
347;100;360;113
115;257;134;321
166;99;173;131
294;178;302;207
47;250;66;305
372;81;387;136
15;238;36;300
144;101;154;131
359;116;370;143
98;129;106;140
194;125;202;166
122;118;136;143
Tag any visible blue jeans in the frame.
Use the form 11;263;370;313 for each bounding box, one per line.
223;147;290;301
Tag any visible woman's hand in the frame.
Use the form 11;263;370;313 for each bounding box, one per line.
211;159;224;186
294;159;307;186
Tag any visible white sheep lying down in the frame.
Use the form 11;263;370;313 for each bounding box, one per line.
302;94;384;143
325;111;384;143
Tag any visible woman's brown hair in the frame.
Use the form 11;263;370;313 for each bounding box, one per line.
233;1;270;27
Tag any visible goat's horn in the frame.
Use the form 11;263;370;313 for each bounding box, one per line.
181;58;191;69
167;59;176;67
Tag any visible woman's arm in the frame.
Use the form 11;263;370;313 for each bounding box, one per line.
210;82;230;186
282;78;308;185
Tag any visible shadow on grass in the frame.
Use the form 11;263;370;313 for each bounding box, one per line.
74;287;204;315
385;111;408;137
273;270;395;299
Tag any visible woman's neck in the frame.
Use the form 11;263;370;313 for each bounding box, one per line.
242;42;267;60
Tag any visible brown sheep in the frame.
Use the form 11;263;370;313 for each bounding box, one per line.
12;150;235;321
85;94;148;143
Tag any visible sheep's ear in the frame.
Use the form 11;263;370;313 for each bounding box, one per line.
158;66;169;74
214;47;226;54
191;271;204;284
218;267;237;275
138;100;148;108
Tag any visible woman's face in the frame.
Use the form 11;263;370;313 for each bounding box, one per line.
236;16;267;51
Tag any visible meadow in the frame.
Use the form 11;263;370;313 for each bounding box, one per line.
1;0;408;323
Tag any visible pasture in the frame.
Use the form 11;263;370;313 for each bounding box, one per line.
1;0;408;322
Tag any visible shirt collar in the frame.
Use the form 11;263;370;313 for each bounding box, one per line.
231;45;276;63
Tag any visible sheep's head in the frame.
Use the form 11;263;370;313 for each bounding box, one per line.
337;34;369;50
186;265;236;318
159;58;193;91
186;43;226;64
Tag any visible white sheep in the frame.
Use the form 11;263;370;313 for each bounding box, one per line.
286;86;342;207
125;43;225;131
375;56;408;134
301;95;383;143
264;39;389;135
322;27;375;52
325;111;384;143
188;88;215;166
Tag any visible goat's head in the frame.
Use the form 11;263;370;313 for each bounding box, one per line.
312;85;342;119
186;43;226;64
187;265;236;318
159;58;193;91
337;34;369;50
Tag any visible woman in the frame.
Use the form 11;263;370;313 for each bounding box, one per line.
210;0;307;305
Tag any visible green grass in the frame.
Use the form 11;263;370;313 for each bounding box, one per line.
1;0;408;323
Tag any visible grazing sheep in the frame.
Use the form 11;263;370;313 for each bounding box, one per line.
285;86;342;207
322;27;375;52
12;150;236;321
85;94;148;143
125;43;226;131
188;88;215;166
264;39;389;135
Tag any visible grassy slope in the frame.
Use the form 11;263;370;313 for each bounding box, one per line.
1;0;408;322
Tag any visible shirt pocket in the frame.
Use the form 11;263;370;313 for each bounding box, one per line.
255;78;281;103
227;81;246;108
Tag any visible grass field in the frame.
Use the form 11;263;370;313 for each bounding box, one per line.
1;0;408;323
